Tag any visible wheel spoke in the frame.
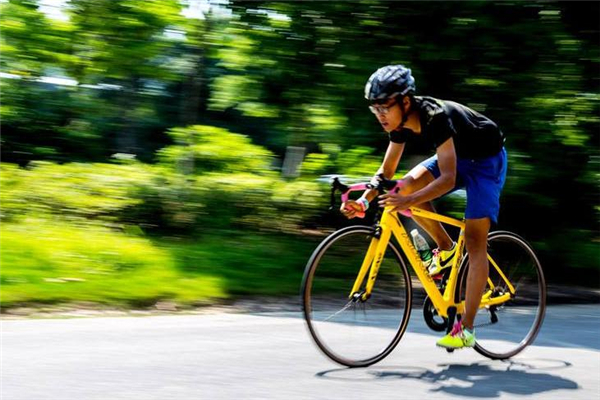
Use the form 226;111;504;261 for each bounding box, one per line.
458;231;546;359
323;299;355;322
302;226;412;367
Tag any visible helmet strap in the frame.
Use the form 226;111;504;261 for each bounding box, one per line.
396;94;413;131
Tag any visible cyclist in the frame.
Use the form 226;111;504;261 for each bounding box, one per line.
341;64;507;350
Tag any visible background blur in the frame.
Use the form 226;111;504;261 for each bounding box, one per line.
1;0;599;310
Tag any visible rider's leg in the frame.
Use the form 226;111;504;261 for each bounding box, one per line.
402;165;454;250
461;217;491;330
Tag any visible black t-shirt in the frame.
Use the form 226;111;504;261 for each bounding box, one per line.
389;96;505;159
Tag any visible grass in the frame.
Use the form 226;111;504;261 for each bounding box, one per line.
0;217;320;309
161;232;319;297
6;214;594;311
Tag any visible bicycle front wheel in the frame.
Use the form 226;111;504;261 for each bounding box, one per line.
457;231;546;359
301;226;412;367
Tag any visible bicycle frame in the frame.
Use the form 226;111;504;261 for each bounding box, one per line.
350;206;515;318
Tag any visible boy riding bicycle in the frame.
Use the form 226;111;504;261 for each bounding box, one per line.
341;65;507;350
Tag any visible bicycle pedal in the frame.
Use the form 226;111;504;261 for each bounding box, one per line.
489;306;499;324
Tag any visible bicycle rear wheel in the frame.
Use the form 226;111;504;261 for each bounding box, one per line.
301;226;412;367
457;231;546;359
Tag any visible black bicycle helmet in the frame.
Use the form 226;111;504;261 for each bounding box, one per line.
364;65;416;101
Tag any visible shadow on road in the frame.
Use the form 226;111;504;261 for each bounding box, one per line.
316;359;579;397
256;302;600;351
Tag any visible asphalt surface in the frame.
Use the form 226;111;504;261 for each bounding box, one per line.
2;304;599;400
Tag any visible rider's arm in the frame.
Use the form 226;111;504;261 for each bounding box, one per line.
361;141;405;202
341;141;404;218
405;138;457;205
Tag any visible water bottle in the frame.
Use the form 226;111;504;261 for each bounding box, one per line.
411;229;433;267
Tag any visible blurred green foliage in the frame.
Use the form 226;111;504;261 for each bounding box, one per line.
0;0;598;307
158;125;275;174
1;217;226;306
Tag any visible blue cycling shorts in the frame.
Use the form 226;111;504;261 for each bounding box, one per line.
419;147;507;224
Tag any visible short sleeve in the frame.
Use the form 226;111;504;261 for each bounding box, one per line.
389;129;408;144
428;114;456;148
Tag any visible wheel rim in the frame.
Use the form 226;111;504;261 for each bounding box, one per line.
303;227;412;366
459;232;546;359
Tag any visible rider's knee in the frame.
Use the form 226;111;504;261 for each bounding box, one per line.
401;176;418;195
464;227;489;253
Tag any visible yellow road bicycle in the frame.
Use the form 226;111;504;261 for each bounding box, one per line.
301;176;546;367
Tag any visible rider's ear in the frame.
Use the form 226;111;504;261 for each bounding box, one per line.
402;95;411;109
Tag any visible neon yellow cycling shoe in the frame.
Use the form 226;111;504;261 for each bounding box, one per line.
436;322;476;349
428;242;457;276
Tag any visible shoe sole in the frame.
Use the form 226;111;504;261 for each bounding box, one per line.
436;343;474;350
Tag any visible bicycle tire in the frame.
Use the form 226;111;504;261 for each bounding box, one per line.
456;231;546;359
301;225;412;367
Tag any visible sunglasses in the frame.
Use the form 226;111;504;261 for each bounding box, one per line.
368;100;397;115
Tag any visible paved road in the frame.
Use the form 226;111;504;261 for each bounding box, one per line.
2;304;599;400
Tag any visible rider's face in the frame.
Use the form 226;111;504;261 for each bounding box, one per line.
370;97;402;133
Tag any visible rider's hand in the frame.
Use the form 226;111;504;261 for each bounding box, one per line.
340;199;366;219
378;191;415;212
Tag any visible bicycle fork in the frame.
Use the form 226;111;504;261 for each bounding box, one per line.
349;225;392;302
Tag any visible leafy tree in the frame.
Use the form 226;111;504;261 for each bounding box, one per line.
66;0;183;156
1;0;598;279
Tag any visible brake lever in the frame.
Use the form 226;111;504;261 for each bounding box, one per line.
330;176;350;211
